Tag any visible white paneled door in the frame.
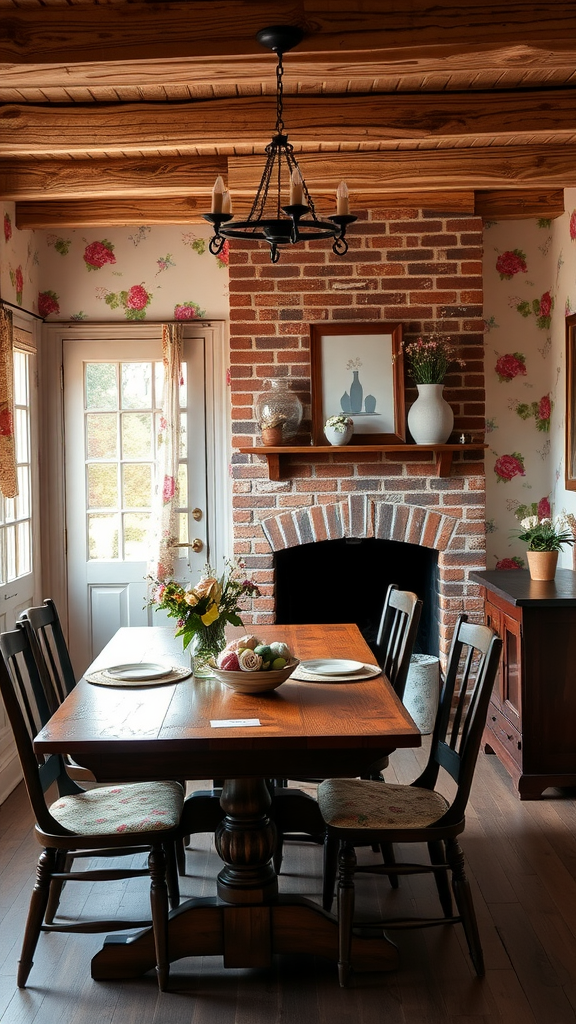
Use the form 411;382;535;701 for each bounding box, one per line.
64;333;213;677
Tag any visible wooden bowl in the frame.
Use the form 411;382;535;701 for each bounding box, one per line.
211;658;300;694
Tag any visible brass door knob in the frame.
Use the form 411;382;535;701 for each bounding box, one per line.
191;538;203;553
192;508;203;521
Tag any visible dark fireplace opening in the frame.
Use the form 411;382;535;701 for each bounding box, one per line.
275;537;439;663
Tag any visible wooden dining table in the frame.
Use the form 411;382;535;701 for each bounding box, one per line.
34;623;420;981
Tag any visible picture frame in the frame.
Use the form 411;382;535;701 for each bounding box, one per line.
565;312;576;490
310;322;406;445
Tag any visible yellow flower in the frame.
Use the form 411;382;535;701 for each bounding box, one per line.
201;602;220;626
184;590;199;607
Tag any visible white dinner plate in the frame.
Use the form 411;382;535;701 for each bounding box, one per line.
300;659;365;676
103;662;170;682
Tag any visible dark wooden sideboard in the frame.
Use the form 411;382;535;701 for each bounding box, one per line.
471;569;576;799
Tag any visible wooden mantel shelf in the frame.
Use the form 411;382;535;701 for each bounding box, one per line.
237;443;488;481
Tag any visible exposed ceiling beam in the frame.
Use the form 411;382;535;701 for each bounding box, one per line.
14;190;564;230
474;188;565;219
0;158;229;202
2;91;576;158
228;146;576;191
3;149;572;205
14;191;476;229
2;1;576;65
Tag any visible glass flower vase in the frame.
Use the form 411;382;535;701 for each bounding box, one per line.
189;620;227;678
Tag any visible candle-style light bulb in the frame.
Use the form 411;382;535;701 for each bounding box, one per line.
336;181;350;216
222;190;232;215
290;168;304;207
211;175;226;214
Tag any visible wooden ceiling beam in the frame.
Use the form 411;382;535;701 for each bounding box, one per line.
2;91;576;159
475;188;565;219
15;190;565;229
3;152;574;206
229;146;576;191
2;1;576;65
4;45;576;94
14;190;478;228
0;158;229;201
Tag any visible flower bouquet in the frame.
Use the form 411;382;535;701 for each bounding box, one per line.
148;560;260;676
403;333;465;384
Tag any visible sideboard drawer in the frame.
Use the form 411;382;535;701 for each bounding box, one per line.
487;702;522;768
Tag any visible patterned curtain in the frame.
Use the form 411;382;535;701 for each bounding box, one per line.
149;323;184;582
0;306;18;499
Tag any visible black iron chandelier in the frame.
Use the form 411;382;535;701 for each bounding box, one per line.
203;25;357;264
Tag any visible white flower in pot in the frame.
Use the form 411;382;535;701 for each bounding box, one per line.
324;415;354;446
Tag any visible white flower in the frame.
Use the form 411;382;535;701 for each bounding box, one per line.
520;515;538;529
325;415;353;433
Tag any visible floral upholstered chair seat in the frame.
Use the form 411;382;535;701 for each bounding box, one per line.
50;780;184;835
318;777;449;830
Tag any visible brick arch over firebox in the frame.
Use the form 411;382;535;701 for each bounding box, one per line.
256;495;474;660
260;495;460;554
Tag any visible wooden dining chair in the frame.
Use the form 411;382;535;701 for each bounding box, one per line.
19;600;96;785
376;583;423;701
272;585;423;869
20;598;76;706
317;615;502;986
0;622;188;991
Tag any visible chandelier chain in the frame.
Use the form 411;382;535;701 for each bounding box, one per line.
276;55;285;134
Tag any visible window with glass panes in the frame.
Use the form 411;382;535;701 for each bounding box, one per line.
0;349;32;583
84;359;188;561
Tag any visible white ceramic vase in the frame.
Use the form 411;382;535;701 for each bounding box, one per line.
324;423;354;446
407;383;454;444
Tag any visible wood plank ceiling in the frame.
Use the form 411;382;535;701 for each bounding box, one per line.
1;0;575;228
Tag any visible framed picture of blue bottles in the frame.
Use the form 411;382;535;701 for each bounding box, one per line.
310;322;406;446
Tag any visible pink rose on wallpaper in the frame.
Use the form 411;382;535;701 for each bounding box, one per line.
495;557;524;570
537;496;551;519
3;212;12;242
0;407;14;437
216;239;230;268
539;291;552;318
38;290;60;318
495;352;526;382
174;300;205;320
126;284;150;310
495;248;527;280
83;239;116;271
538;394;551;421
570;211;576;240
11;266;24;305
494;452;525;482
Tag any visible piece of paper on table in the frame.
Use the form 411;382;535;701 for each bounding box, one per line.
210;718;261;728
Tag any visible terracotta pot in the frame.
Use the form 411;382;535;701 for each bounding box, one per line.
526;550;558;581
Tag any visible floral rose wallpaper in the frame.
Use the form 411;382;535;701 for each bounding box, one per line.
0;204;228;322
483;188;576;570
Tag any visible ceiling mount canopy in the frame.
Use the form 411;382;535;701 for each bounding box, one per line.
202;25;357;264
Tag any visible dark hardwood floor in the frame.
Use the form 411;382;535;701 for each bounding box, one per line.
2;743;576;1023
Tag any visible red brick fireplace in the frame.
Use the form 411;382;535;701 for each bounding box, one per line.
227;205;486;661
